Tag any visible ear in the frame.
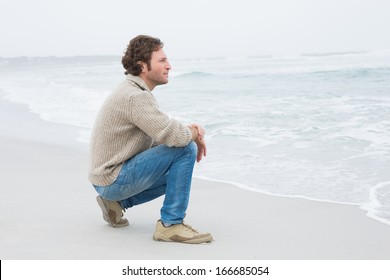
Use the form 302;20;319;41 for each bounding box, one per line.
137;61;146;73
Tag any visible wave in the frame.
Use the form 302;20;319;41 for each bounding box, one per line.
309;66;390;78
301;50;370;57
173;71;214;78
361;181;390;226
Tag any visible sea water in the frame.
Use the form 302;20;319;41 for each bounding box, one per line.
1;51;390;225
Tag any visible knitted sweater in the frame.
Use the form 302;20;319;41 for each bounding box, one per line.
88;74;192;186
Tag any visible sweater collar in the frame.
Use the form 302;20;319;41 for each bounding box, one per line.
126;74;151;92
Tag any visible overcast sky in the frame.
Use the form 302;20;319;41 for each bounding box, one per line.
1;0;389;58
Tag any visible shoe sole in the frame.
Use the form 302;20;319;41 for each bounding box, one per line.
96;196;129;228
153;234;213;244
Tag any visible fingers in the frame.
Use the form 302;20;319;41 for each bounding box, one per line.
189;123;207;162
190;123;205;140
197;150;202;162
195;138;207;162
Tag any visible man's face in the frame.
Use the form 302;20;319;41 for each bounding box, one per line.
140;48;171;90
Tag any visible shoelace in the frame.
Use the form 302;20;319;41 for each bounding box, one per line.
182;222;199;233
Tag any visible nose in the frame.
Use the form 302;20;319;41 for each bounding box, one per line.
166;60;171;70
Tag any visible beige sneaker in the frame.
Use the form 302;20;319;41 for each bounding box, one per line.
96;196;129;228
153;220;213;244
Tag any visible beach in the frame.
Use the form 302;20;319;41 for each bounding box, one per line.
1;98;390;260
2;54;390;224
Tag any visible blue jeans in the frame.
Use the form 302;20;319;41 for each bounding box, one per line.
94;142;197;225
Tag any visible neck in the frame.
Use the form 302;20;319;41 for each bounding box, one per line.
138;74;155;91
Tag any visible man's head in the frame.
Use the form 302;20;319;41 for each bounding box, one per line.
122;35;164;76
122;35;171;90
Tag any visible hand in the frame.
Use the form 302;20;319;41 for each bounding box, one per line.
195;136;207;162
189;124;207;162
189;123;205;141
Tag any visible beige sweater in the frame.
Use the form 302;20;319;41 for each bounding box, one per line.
88;74;192;186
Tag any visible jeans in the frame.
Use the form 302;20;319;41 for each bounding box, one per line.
94;141;197;225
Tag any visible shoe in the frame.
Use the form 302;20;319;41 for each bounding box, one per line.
153;220;213;244
96;196;129;228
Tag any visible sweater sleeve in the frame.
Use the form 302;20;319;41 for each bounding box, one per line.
130;91;192;147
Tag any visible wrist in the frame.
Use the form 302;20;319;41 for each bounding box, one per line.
189;126;198;140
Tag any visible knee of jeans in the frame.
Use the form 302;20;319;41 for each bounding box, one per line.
185;141;197;158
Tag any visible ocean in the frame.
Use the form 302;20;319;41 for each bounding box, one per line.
1;50;390;225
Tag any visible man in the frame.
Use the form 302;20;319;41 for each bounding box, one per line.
88;35;213;244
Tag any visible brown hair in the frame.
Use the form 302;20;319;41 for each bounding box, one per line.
121;35;164;75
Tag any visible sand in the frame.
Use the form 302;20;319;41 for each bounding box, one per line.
1;98;390;260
